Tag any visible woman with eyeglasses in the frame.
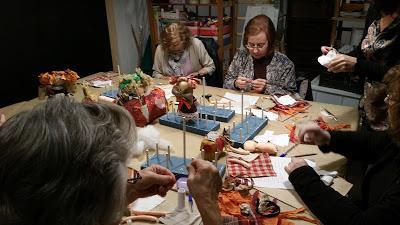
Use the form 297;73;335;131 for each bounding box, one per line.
0;96;223;225
224;14;296;95
152;22;216;82
285;65;400;225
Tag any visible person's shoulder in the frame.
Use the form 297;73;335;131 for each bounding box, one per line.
273;51;294;66
234;48;250;59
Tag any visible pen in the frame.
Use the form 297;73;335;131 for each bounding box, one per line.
279;143;299;157
188;194;193;213
293;153;317;158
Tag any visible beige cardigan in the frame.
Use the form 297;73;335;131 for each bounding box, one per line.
152;38;215;78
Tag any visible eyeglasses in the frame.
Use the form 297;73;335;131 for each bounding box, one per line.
127;167;142;184
245;42;268;50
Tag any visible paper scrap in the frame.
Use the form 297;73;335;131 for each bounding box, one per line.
223;92;259;114
253;130;290;147
129;195;165;211
317;50;337;67
92;80;112;88
250;108;278;121
276;95;296;106
253;157;316;189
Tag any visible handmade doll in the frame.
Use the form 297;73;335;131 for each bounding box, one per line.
171;78;200;120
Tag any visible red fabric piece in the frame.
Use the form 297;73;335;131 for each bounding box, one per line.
227;153;276;178
123;87;167;127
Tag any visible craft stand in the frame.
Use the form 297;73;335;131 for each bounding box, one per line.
159;112;220;136
229;115;268;148
141;121;225;179
197;105;235;122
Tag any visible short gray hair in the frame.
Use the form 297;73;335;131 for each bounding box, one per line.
0;96;136;225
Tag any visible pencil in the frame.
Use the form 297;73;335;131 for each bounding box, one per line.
293;153;317;158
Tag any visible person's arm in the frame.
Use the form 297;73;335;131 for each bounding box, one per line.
264;57;297;95
223;51;243;90
289;165;400;225
195;39;216;76
152;46;168;79
126;165;176;203
320;130;391;163
354;59;391;81
187;159;223;225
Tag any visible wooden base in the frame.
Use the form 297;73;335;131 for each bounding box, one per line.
159;112;220;136
141;154;226;179
230;116;268;148
198;105;235;122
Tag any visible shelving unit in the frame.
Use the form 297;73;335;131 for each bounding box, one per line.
146;0;236;76
330;0;366;47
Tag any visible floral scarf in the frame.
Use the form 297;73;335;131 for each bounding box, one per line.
361;16;400;63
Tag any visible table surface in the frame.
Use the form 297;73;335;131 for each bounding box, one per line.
0;73;359;224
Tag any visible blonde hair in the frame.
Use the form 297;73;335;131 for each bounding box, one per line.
160;23;192;53
383;65;400;144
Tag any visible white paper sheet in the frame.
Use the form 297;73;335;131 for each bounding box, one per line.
250;108;278;121
223;92;259;114
129;195;166;211
253;157;316;189
253;130;290;147
92;80;112;88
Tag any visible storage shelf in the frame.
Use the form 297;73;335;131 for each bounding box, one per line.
331;16;365;22
151;2;233;7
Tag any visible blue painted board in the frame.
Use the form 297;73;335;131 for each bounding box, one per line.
159;113;220;136
198;105;235;122
230;116;268;148
102;90;118;98
141;154;226;179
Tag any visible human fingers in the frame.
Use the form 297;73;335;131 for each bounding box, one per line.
146;166;176;186
298;123;320;144
321;46;332;55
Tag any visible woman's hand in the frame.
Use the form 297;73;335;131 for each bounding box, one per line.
321;46;335;55
234;76;252;90
284;158;308;175
251;78;267;93
297;122;331;145
187;159;223;225
327;54;357;73
126;165;176;203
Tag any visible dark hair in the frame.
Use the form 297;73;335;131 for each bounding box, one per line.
383;65;400;145
372;0;400;15
0;96;136;225
243;14;276;56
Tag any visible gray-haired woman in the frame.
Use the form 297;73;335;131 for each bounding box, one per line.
0;96;223;225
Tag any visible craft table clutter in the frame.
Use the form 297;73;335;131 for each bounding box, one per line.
0;72;359;224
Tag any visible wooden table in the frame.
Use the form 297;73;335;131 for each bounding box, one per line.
0;73;358;224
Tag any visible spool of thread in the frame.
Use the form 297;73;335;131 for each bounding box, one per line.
176;188;186;211
98;95;117;104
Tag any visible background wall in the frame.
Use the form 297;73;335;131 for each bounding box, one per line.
0;0;113;107
107;0;150;74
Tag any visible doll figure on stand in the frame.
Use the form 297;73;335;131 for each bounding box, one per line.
171;77;200;120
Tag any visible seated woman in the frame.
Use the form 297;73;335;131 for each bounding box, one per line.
152;22;216;81
224;14;296;95
285;65;400;225
0;97;223;225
